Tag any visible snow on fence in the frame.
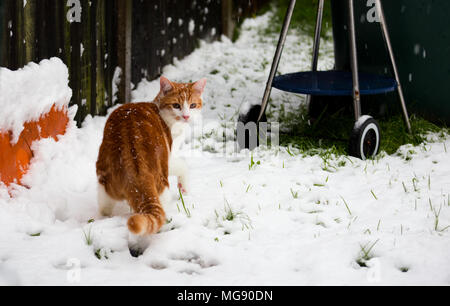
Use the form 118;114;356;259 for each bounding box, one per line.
0;0;267;126
0;58;71;187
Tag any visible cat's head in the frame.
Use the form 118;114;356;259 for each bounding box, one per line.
156;76;207;127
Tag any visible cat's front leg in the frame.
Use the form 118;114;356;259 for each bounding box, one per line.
169;155;189;194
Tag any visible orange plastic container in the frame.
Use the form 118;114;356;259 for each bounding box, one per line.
0;105;69;187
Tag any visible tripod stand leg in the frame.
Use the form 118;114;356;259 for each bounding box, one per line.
258;0;297;123
376;0;412;133
306;0;325;108
348;0;362;121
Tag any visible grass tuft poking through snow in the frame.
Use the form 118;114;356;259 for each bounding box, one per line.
356;239;380;268
178;189;191;218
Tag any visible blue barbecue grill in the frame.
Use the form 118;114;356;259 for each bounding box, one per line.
238;0;412;160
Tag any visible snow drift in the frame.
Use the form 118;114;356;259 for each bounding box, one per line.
0;57;72;144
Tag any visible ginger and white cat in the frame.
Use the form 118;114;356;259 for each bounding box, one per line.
96;77;206;235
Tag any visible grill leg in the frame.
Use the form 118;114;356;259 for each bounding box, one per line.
311;0;325;71
258;0;296;123
348;0;361;121
306;0;325;108
376;0;412;133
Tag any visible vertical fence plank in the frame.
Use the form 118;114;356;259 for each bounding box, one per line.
8;0;18;70
222;0;234;39
46;0;61;60
15;0;25;68
89;0;97;117
70;10;82;125
184;1;196;57
149;1;163;80
35;0;48;61
195;0;207;40
0;0;8;68
62;0;75;115
105;0;117;109
96;0;106;115
79;0;92;120
169;0;182;61
117;0;132;104
62;0;71;73
159;0;170;69
177;1;191;63
54;0;64;59
23;0;35;64
131;0;150;85
210;0;223;41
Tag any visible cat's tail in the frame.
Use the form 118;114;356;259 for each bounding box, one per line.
127;208;166;236
126;182;167;236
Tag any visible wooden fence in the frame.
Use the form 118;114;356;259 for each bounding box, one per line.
0;0;267;125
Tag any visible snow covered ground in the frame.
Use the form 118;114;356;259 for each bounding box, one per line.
1;13;449;286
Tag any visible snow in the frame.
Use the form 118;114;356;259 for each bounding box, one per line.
189;20;196;36
0;12;449;286
0;57;72;144
112;67;122;105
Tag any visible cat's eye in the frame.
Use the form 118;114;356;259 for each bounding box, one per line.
190;104;197;109
173;104;181;109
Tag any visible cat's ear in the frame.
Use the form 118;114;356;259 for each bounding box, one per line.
160;76;174;95
193;78;207;95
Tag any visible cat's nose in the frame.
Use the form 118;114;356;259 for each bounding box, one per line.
183;115;190;121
